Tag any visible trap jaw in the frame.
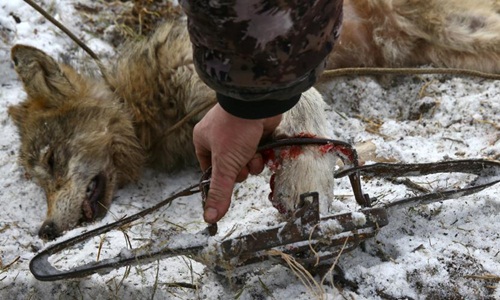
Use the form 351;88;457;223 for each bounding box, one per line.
255;137;374;209
213;192;388;274
28;190;388;281
201;138;386;272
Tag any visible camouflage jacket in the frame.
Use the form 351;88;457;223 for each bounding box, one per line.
181;0;343;119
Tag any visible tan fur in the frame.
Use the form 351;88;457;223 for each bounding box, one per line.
330;0;500;71
9;0;500;239
109;21;215;171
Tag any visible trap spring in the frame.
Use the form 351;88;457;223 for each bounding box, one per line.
29;138;500;281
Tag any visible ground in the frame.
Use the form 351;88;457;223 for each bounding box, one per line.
0;1;499;299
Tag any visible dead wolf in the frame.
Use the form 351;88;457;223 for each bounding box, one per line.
9;0;500;239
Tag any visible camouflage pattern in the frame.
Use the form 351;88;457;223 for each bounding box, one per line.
181;0;343;117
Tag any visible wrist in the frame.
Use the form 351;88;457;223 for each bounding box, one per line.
216;93;300;120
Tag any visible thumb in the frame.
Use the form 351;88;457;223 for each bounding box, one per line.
203;161;237;223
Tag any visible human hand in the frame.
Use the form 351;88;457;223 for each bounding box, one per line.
193;103;282;223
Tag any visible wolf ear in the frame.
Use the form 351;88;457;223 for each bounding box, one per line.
11;44;74;108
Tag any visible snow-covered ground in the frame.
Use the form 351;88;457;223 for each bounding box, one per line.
1;1;499;299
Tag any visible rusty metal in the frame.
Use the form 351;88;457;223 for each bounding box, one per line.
29;138;500;281
335;159;500;208
217;192;388;270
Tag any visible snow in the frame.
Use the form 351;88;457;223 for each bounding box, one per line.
1;1;499;299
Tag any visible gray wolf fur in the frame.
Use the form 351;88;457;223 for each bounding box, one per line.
9;0;500;239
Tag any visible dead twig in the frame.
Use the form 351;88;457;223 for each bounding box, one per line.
22;0;99;60
320;67;500;82
160;282;198;289
385;177;431;194
151;260;160;300
1;256;20;271
417;79;438;99
464;274;500;282
164;99;216;138
150;98;216;152
96;234;106;262
22;0;113;90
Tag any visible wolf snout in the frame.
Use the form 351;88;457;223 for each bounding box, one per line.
38;221;60;240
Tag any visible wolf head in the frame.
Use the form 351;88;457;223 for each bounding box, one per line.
9;45;145;240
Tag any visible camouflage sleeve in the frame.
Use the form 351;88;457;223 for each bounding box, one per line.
181;0;343;119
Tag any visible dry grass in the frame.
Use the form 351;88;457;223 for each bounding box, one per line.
0;256;20;272
75;0;183;47
354;114;389;139
267;249;326;300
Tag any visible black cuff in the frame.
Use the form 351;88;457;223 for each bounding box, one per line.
217;93;301;119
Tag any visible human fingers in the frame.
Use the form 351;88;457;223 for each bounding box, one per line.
247;153;264;175
193;104;282;223
235;166;250;183
235;154;264;182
